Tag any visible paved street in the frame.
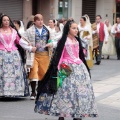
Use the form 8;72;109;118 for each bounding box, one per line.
0;55;120;120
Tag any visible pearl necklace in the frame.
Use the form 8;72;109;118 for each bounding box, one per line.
2;28;11;37
3;27;10;33
4;30;8;33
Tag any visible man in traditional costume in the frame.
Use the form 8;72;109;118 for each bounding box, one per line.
111;17;120;60
92;15;109;65
22;14;50;99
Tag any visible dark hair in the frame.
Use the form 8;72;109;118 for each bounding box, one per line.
61;18;67;23
116;16;120;19
26;21;34;29
58;19;63;23
68;17;74;21
0;14;26;64
0;14;18;29
96;15;102;19
0;15;11;28
0;13;4;18
62;20;77;36
0;15;19;34
81;17;86;21
49;19;56;24
36;20;90;99
13;20;21;27
56;21;61;31
53;19;56;24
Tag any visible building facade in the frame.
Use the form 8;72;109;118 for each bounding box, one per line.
0;0;118;27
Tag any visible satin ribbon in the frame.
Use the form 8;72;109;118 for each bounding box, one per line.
57;70;67;87
52;70;67;88
52;64;72;88
48;39;52;43
57;69;67;88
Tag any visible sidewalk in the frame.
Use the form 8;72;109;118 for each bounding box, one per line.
93;74;120;110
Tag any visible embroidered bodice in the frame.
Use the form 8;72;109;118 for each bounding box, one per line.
35;27;49;52
58;37;82;69
0;28;20;51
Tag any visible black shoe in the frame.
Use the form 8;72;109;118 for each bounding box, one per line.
58;117;64;120
117;57;120;60
73;118;82;120
107;56;109;59
95;61;101;65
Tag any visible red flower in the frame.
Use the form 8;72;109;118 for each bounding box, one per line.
60;63;72;76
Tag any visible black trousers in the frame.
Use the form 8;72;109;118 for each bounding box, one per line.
115;37;120;59
96;41;103;62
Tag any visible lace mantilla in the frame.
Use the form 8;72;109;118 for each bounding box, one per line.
0;29;17;49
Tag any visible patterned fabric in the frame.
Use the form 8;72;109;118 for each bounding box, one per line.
22;25;49;47
22;25;49;67
58;38;82;70
35;27;49;52
0;28;20;51
22;25;36;46
102;27;116;56
78;25;91;60
35;63;98;118
0;50;29;97
91;23;99;49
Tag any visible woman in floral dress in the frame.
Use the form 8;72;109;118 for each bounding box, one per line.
0;15;36;97
102;20;116;59
35;20;98;120
78;16;93;68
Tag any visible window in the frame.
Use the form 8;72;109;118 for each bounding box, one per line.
58;0;69;19
82;0;96;23
116;2;120;17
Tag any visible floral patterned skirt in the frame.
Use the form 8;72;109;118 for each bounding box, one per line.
0;50;29;97
35;62;98;118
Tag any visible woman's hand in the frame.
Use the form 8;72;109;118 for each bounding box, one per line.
28;43;32;46
84;36;90;40
32;47;37;52
105;41;108;44
45;43;53;48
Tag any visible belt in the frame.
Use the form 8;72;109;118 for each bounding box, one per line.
35;51;49;56
115;33;120;38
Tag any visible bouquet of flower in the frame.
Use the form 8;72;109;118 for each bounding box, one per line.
57;63;72;88
82;31;90;38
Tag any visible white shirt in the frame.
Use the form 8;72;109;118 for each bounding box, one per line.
47;26;56;40
36;27;43;35
53;31;62;42
93;23;109;41
19;28;25;36
19;38;33;52
111;23;120;34
59;23;64;31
